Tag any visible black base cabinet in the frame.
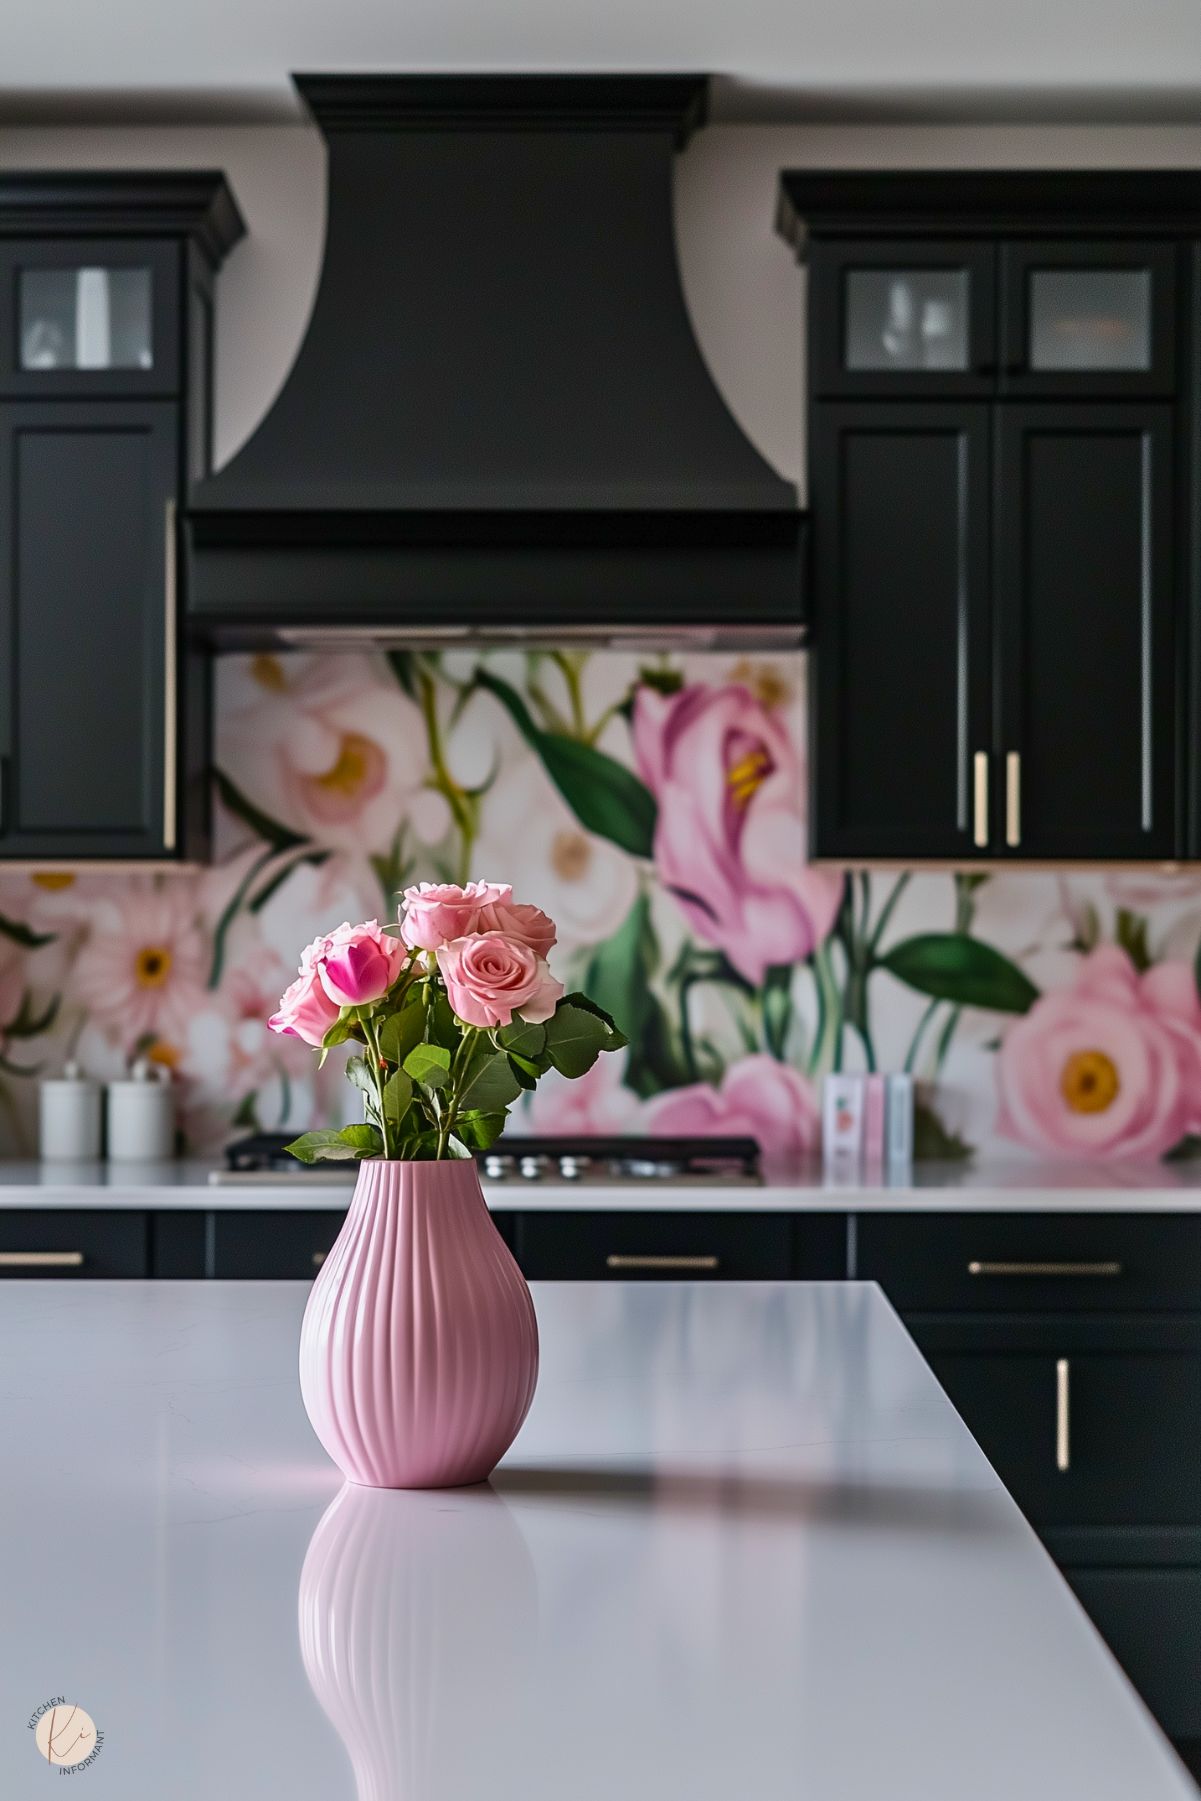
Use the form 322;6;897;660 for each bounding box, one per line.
858;1209;1201;1775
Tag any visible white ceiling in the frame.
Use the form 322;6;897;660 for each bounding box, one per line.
2;0;1200;122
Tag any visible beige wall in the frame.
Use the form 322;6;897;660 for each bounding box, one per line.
3;120;1200;492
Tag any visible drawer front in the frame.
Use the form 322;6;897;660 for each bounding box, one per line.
208;1210;347;1279
857;1212;1201;1312
916;1337;1201;1532
1067;1569;1201;1739
0;1209;147;1277
513;1211;803;1281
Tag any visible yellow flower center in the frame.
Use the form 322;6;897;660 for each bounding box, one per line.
551;830;591;882
145;1039;180;1071
31;871;75;891
1060;1049;1120;1115
314;733;376;800
726;747;772;812
135;945;173;990
250;653;288;692
730;659;794;711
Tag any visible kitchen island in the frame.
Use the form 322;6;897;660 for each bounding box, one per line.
0;1279;1192;1799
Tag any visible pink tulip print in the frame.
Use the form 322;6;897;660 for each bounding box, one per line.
0;646;1199;1165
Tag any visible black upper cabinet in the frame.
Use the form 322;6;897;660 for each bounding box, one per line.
779;172;1201;863
0;176;243;861
810;402;991;859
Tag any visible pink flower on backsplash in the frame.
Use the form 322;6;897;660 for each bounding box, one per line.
645;1054;822;1160
0;944;26;1054
401;881;511;952
73;886;207;1046
527;1050;643;1136
996;945;1201;1160
436;932;562;1030
633;684;842;985
217;654;448;855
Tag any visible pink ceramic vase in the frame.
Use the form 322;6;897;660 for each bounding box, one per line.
298;1158;538;1488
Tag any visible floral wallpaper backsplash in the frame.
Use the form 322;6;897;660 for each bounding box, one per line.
2;647;1201;1163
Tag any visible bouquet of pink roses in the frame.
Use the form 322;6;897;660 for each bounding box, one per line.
269;880;626;1162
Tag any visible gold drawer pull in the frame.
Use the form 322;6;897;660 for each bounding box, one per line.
606;1254;720;1272
311;1251;327;1269
1056;1358;1071;1472
968;1259;1122;1278
1005;751;1021;848
0;1250;84;1269
972;751;989;848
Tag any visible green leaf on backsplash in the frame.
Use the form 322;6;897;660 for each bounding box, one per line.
5;989;60;1040
0;912;55;950
1166;1134;1201;1163
386;649;418;698
214;769;310;854
761;964;794;1061
1114;908;1151;972
880;933;1039;1014
913;1100;974;1162
584;894;657;1051
475;668;657;858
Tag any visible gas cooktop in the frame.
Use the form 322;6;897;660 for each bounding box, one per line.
213;1133;762;1188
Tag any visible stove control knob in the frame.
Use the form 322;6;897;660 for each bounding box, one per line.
559;1155;587;1181
483;1154;511;1181
519;1154;545;1181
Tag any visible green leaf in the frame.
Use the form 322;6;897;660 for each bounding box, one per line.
344;1054;376;1098
913;1099;974;1163
0;911;55;950
543;1002;611;1078
387;649;418;698
284;1124;383;1164
454;1109;507;1151
761;964;793;1061
215;769;310;853
1115;908;1151;973
583;893;655;1052
557;990;628;1050
879;934;1039;1015
382;1067;413;1122
456;1048;523;1114
317;1017;353;1069
378;995;427;1067
476;668;657;858
403;1042;452;1088
506;1051;543;1088
496;1018;547;1059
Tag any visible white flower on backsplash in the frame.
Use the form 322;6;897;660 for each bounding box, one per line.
72;885;207;1049
471;759;637;951
217;653;449;855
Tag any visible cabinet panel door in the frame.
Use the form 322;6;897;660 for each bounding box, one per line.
999;241;1176;398
809;240;996;398
1066;1570;1201;1740
919;1338;1201;1532
994;404;1175;859
0;402;177;856
810;403;991;858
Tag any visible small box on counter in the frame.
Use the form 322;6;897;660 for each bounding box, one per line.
821;1071;914;1178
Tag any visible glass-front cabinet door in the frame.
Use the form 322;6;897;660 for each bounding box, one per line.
999;241;1176;396
0;240;179;397
809;240;996;397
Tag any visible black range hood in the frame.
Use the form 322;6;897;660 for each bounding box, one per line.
186;74;805;649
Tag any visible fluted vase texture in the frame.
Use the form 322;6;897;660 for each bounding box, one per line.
298;1158;539;1488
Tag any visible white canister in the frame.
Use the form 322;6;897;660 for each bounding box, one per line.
106;1059;175;1162
39;1061;103;1161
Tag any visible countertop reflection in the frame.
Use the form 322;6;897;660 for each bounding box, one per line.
0;1280;1191;1799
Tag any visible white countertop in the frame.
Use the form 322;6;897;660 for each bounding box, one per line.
0;1279;1191;1800
4;1156;1201;1209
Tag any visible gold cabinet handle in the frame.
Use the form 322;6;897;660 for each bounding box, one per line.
163;498;178;851
311;1250;327;1269
605;1254;720;1271
972;751;989;848
1005;750;1021;847
0;1250;84;1268
968;1260;1122;1277
1056;1358;1071;1472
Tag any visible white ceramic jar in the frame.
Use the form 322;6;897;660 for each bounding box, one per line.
39;1061;103;1161
106;1059;175;1162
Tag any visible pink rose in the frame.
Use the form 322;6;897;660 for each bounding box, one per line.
313;919;405;1007
996;945;1201;1160
633;684;843;985
268;964;341;1048
401;881;512;952
477;897;557;960
644;1054;821;1161
436;932;564;1030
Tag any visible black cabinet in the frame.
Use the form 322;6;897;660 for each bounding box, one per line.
512;1209;841;1281
0;1208;147;1276
778;174;1200;863
0;177;243;861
